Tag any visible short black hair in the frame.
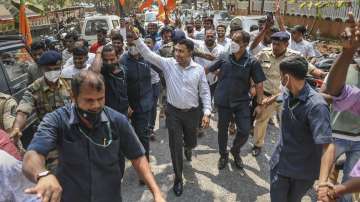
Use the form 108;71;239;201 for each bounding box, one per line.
234;30;251;44
144;34;156;44
279;55;308;79
31;41;46;51
75;38;89;49
73;46;88;56
101;44;116;57
64;31;79;41
71;70;105;96
175;39;194;52
160;26;173;36
111;32;124;42
216;24;227;30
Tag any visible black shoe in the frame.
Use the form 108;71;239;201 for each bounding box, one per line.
173;181;183;196
218;155;229;170
184;148;192;161
149;130;156;141
252;146;261;157
230;149;244;169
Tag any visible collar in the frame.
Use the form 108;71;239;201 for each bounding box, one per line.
176;59;197;70
69;104;109;125
41;77;64;92
283;82;310;102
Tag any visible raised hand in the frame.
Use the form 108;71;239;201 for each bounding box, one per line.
341;12;360;50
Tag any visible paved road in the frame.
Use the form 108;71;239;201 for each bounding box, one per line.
122;112;316;202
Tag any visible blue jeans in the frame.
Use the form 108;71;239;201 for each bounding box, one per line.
335;138;360;202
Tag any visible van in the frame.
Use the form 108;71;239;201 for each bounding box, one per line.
81;15;120;44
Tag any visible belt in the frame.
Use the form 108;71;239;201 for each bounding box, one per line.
167;103;198;112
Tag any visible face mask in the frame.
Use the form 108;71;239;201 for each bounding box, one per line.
44;70;61;83
280;74;290;92
76;105;102;126
230;41;241;54
102;63;118;74
128;46;139;55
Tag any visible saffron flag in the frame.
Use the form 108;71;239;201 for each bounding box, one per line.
19;0;32;46
139;0;153;11
119;0;125;6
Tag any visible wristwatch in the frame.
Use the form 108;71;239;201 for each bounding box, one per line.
36;170;51;182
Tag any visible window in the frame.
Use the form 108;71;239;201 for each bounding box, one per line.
112;20;119;28
0;48;35;81
85;19;108;36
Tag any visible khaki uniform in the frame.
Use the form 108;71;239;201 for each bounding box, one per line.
253;48;315;147
0;92;17;132
17;77;72;171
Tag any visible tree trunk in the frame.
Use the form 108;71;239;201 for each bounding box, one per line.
260;0;265;14
218;0;223;10
194;0;197;10
248;0;251;15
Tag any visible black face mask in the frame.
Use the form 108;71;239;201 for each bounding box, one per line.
76;106;102;126
102;63;118;74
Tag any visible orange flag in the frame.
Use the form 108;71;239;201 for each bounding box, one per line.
119;0;125;6
167;0;176;11
19;0;32;46
157;0;165;21
139;0;153;11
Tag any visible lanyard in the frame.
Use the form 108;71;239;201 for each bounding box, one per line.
78;121;113;148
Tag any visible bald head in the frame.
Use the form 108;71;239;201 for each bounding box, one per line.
71;70;105;97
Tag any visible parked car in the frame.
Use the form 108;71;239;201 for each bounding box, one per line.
81;15;120;44
228;15;266;34
0;35;40;147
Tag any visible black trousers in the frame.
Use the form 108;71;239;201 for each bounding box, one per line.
217;103;251;156
131;111;151;159
166;103;201;182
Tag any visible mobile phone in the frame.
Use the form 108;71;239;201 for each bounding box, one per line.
266;12;274;23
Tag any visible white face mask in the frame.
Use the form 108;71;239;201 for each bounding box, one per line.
44;70;62;83
230;41;240;54
128;46;139;55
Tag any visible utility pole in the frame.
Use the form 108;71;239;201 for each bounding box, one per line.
247;0;250;15
260;0;264;14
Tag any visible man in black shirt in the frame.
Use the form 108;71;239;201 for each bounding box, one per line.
207;31;266;170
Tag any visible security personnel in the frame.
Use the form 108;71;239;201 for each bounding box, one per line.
0;92;17;133
207;31;266;170
252;31;316;156
121;30;153;167
22;70;165;202
10;50;72;171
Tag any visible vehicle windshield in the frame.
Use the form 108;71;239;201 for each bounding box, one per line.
85;19;108;36
145;12;157;22
0;48;35;81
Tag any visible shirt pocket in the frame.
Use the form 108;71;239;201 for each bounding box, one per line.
91;138;120;166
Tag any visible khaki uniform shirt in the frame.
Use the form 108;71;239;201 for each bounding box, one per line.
256;48;315;95
0;93;17;131
17;77;72;120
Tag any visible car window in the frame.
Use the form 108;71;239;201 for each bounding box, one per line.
112;20;119;28
0;48;35;82
85;19;108;36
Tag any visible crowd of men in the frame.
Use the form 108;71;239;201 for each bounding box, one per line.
0;6;360;202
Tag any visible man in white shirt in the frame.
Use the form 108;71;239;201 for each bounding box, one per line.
119;17;127;40
216;24;231;51
289;25;317;59
62;32;79;64
129;28;211;197
63;39;95;68
194;18;205;40
62;46;90;79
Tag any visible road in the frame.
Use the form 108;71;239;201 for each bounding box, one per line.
122;112;316;202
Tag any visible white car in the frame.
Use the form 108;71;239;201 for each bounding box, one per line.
228;15;266;33
81;15;120;44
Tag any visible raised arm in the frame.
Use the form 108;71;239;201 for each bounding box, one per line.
324;13;360;96
274;0;286;32
250;20;273;51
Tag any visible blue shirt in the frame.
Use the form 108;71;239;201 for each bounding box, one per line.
27;105;145;202
208;52;266;108
120;53;153;113
270;83;333;180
